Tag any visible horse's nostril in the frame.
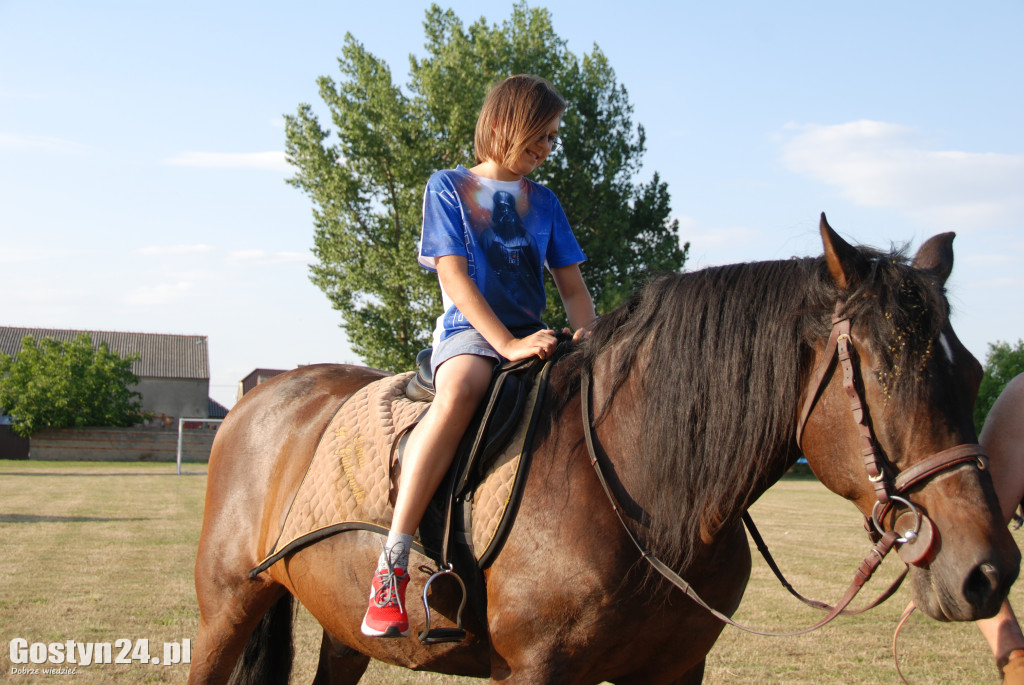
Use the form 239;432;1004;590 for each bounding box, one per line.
980;562;999;589
964;561;1001;607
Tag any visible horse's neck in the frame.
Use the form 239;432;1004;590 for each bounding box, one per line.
586;345;798;551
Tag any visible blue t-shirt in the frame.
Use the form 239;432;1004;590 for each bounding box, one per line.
419;165;586;345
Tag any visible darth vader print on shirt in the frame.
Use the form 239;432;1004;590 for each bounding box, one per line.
480;190;543;308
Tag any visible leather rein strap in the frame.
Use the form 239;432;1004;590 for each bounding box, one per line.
581;370;897;637
741;511;906;616
579;300;989;637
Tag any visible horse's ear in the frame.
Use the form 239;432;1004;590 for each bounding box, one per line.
820;213;864;291
911;232;955;286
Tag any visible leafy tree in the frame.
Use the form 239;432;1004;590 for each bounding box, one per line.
975;339;1024;433
285;2;688;371
0;334;145;438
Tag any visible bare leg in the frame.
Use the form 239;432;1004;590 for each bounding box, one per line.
391;354;494;535
980;602;1024;676
362;354;494;637
975;374;1024;677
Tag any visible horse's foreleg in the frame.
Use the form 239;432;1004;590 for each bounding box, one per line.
312;629;370;685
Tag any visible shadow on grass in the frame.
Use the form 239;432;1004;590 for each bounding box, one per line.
0;513;151;523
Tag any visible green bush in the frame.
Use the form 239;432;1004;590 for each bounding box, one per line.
0;334;145;437
974;339;1024;434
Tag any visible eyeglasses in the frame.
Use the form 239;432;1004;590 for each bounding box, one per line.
536;133;561;151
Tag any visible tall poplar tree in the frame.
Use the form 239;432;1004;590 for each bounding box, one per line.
286;2;688;371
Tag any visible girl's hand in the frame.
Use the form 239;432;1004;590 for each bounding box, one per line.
563;326;592;343
501;329;558;361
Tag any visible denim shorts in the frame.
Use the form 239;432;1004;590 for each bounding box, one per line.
431;329;503;379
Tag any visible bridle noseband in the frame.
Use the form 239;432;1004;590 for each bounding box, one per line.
796;303;988;565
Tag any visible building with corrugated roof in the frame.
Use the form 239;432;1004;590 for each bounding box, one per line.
237;368;288;403
0;326;214;421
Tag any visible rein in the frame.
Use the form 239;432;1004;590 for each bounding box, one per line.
581;370;897;637
579;301;989;638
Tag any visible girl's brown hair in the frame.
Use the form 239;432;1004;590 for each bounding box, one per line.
474;74;566;167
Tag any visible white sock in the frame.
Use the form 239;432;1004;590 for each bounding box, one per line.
377;530;413;572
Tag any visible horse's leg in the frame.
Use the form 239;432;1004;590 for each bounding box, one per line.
191;466;295;685
191;365;387;684
190;578;288;684
312;630;370;685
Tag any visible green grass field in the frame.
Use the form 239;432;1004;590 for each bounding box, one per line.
1;460;1018;683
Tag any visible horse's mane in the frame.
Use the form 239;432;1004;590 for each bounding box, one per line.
553;242;949;573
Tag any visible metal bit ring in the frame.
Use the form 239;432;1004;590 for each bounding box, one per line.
871;495;922;544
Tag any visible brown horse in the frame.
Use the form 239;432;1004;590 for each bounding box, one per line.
191;217;1020;684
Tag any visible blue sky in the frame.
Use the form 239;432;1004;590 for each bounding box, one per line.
2;1;1021;409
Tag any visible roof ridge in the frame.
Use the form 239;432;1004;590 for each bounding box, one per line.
2;324;206;338
0;326;210;380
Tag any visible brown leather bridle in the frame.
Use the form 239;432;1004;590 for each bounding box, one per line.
580;300;990;636
796;303;989;566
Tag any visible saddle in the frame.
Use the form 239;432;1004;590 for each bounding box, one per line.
250;346;561;643
406;349;552;642
400;348;545;530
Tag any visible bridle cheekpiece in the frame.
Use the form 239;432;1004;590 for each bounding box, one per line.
796;303;989;566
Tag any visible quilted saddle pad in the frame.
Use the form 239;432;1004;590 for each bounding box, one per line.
251;367;545;577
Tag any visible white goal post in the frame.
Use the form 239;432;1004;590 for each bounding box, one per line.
176;417;224;474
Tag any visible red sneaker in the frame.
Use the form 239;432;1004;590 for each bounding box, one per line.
361;567;410;637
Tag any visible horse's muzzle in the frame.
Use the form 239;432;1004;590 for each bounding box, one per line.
912;542;1020;622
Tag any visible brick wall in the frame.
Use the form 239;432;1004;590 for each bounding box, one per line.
29;426;217;462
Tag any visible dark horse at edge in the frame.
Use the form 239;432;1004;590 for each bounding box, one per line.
190;217;1020;684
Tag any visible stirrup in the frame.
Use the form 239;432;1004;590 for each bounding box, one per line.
418;565;467;644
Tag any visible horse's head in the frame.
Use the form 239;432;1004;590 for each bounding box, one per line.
800;214;1020;622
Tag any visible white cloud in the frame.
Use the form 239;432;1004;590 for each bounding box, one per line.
0;133;87;154
132;244;308;267
135;244;217;256
4;283;86;306
779;121;1024;231
962;253;1020;269
226;249;309;266
678;217;766;250
123;281;195;306
674;215;774;268
961;275;1024;291
0;246;86;263
163;150;289;172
